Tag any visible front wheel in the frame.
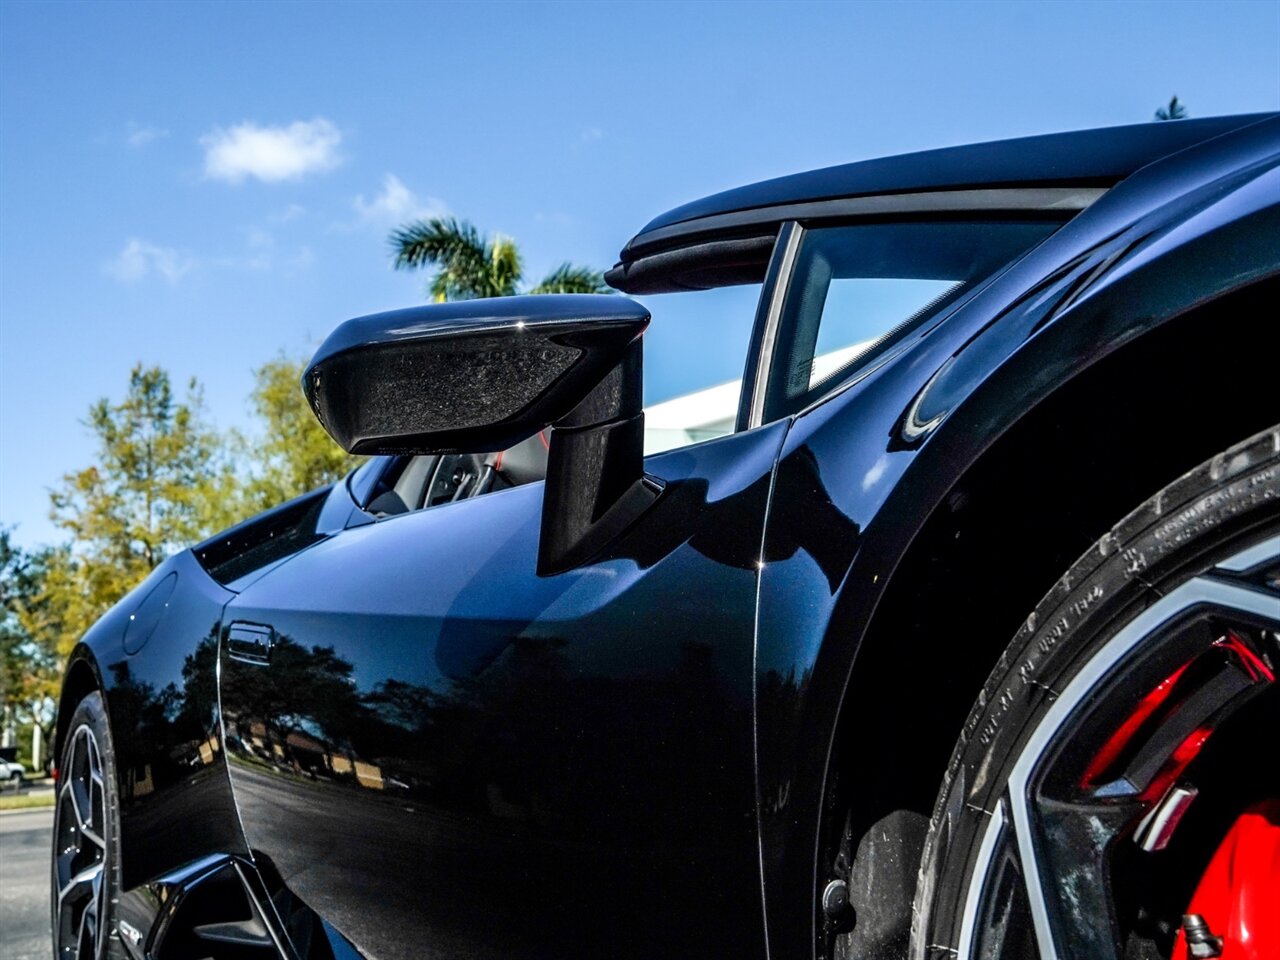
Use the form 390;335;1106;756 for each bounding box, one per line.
911;425;1280;960
51;691;122;960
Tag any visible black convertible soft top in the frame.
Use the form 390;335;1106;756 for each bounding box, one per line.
607;113;1277;294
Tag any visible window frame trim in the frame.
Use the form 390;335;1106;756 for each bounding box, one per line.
740;214;1075;430
738;221;805;431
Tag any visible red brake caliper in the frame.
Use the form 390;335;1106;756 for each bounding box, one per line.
1174;800;1280;960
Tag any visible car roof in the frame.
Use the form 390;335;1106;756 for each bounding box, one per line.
608;114;1278;294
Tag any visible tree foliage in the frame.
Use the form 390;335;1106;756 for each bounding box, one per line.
528;262;611;295
235;356;361;513
1155;96;1188;121
39;366;235;662
0;531;62;764
390;217;608;301
51;365;230;576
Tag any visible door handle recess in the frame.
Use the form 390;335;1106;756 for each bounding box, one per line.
226;623;274;665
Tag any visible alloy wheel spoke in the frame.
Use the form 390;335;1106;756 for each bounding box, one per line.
1008;792;1136;960
958;799;1035;960
69;729;98;835
90;769;104;821
80;823;106;850
76;894;96;960
89;872;105;959
64;775;87;833
1001;568;1279;960
55;792;82;872
54;721;111;960
58;862;103;907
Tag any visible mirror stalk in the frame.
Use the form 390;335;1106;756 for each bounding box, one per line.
539;339;661;575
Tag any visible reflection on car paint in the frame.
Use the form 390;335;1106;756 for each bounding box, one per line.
218;421;788;960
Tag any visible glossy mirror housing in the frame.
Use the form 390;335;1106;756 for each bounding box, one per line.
304;295;650;456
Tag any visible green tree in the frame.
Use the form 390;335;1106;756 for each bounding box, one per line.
48;365;235;628
235;355;360;511
0;531;62;768
529;262;612;295
390;216;608;301
1155;96;1188;121
1;531;43;690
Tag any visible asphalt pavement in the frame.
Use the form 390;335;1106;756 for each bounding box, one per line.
0;809;51;960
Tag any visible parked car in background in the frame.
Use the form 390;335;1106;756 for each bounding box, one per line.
54;113;1279;960
0;751;27;784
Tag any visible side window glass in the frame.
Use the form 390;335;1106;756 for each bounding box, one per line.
764;221;1060;422
808;278;958;390
351;436;551;520
360;455;434;516
347;456;386;507
637;283;762;454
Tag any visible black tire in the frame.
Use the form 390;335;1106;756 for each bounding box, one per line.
51;691;124;960
910;424;1280;960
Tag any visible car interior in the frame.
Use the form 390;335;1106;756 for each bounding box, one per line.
356;430;551;518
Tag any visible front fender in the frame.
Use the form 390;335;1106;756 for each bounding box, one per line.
751;118;1280;958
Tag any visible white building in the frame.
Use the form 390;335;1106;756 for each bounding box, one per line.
644;341;872;454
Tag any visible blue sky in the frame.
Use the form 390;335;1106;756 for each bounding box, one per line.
1;0;1277;549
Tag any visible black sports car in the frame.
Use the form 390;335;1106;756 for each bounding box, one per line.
54;114;1279;960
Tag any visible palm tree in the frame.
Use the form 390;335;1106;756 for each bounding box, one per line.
391;217;609;301
1155;96;1188;121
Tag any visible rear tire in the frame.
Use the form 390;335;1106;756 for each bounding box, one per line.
910;425;1280;960
51;691;124;960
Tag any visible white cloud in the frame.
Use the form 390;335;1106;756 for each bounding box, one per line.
103;231;314;282
352;173;445;225
200;117;342;184
569;127;604;155
285;246;315;274
103;239;194;284
270;203;307;223
127;123;169;147
236;228;275;270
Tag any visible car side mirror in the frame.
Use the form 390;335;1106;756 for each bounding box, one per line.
304;294;661;575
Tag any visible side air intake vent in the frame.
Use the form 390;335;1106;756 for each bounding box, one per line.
152;861;279;960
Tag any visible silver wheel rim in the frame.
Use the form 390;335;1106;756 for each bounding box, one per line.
54;724;108;960
955;534;1280;960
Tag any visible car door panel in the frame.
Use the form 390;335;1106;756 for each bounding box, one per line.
219;420;787;960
